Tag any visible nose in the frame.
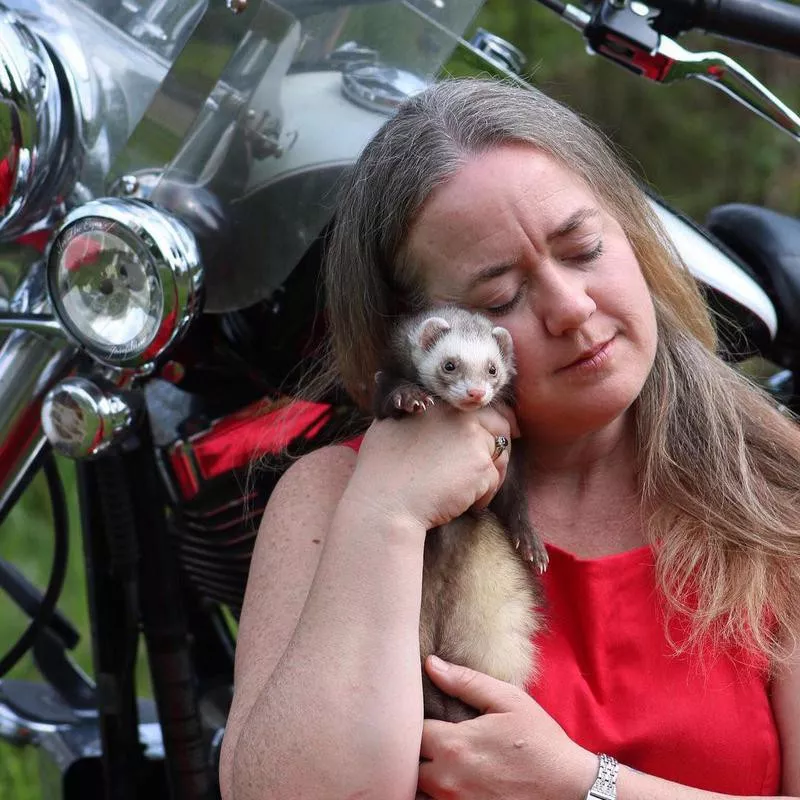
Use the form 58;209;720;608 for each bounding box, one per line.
466;387;486;402
537;267;596;337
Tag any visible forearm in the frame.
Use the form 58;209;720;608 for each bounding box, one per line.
233;492;427;800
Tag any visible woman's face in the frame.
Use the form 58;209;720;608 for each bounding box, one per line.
404;145;658;444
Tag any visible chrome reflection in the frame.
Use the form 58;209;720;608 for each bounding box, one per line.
42;376;139;459
47;199;203;369
0;10;77;238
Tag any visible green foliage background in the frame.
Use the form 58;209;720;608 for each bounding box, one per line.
1;0;799;797
472;0;800;220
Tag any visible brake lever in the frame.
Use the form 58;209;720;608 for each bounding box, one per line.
558;1;800;143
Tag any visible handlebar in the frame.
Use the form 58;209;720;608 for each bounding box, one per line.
647;0;800;59
532;0;800;143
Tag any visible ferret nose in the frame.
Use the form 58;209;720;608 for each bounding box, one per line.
467;387;486;402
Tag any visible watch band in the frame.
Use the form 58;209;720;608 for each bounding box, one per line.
585;753;619;800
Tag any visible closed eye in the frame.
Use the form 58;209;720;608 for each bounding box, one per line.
485;283;526;316
567;240;604;265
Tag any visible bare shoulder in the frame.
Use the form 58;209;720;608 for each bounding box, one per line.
236;443;358;679
258;442;359;529
771;647;800;794
219;444;358;792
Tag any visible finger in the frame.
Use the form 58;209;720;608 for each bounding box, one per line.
424;655;521;714
492;402;521;439
473;451;507;510
474;405;513;439
419;718;454;760
417;759;442;798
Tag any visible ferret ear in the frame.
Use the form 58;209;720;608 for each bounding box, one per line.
492;326;514;360
417;317;451;351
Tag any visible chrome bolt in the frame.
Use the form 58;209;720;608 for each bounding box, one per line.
119;175;140;196
41;377;139;459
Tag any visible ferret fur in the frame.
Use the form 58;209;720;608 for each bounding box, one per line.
373;306;546;723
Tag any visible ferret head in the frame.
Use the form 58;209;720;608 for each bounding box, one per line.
408;309;515;410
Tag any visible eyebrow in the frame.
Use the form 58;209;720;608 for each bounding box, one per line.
463;207;601;292
547;207;601;243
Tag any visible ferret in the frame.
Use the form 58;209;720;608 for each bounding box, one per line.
373;306;547;723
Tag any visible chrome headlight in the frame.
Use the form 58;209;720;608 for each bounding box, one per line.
47;199;203;369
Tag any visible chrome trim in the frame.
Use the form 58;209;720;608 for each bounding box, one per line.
0;699;60;745
469;29;526;76
47;198;203;370
0;313;66;336
41;377;137;459
0;9;77;238
0;256;75;518
563;4;592;31
657;37;800;143
0;330;76;519
0;696;164;764
401;3;531;88
341;64;428;115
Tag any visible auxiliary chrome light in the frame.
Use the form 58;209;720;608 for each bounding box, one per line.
46;199;203;369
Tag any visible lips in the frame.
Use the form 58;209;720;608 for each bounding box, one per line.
559;336;615;371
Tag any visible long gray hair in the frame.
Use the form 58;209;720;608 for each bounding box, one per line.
323;77;800;665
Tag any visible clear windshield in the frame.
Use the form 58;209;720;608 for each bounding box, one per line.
142;0;485;312
7;0;484;312
4;0;208;192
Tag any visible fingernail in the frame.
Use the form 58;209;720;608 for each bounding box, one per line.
428;654;449;672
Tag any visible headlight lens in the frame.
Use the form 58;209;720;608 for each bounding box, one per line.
48;199;203;369
56;222;164;356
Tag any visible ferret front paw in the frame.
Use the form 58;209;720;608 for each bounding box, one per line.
515;535;550;574
393;386;434;415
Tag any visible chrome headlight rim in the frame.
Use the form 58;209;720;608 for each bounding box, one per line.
46;198;203;370
0;10;71;238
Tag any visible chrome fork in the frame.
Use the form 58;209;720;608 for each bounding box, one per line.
0;261;75;521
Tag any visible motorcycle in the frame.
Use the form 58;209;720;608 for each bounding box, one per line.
0;0;798;798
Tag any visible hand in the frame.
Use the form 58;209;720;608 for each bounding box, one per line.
417;656;597;800
346;403;519;530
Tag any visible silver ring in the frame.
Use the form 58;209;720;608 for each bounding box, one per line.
492;435;509;461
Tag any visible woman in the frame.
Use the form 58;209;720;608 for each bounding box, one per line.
219;78;800;799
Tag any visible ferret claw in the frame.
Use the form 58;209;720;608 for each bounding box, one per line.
515;536;549;574
392;387;435;415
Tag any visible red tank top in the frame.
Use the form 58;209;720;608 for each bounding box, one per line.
529;543;780;794
339;439;781;792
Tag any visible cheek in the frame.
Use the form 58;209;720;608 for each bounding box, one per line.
597;255;655;336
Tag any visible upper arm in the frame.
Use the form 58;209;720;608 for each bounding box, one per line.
218;444;358;797
771;649;800;795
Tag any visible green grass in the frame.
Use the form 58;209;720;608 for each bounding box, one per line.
0;461;82;799
0;460;151;799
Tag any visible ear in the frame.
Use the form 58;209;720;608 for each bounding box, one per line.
492;326;514;361
417;317;451;351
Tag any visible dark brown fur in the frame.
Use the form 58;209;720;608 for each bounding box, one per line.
373;308;547;722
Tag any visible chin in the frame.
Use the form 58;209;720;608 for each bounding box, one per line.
523;385;641;442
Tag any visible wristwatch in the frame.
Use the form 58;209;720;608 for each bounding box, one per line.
585;754;619;800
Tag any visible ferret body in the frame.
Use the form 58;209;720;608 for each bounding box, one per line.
373;306;547;722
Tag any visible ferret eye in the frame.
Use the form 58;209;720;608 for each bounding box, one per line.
443;361;456;372
488;363;497;376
